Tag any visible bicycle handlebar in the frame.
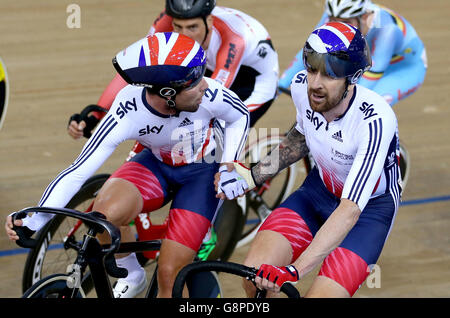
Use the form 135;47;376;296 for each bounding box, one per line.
12;207;127;278
78;104;108;138
172;260;300;298
79;104;107;119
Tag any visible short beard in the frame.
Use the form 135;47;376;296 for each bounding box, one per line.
308;84;347;113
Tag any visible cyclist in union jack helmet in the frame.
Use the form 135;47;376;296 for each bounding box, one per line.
217;22;401;297
279;0;427;107
6;32;249;298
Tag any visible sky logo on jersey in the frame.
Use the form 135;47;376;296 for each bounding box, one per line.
116;98;138;119
306;109;325;130
359;102;378;120
138;124;164;136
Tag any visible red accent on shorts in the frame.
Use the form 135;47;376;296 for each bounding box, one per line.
109;162;165;212
165;209;211;251
319;247;369;296
259;207;313;262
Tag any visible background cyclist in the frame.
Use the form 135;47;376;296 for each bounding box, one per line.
68;0;279;139
6;33;249;298
278;0;427;107
217;22;401;297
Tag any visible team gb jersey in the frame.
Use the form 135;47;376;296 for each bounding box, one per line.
292;71;401;211
37;77;249;210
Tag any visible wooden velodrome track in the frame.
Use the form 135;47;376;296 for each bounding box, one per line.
0;0;448;298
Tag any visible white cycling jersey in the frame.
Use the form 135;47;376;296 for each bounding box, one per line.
292;71;401;211
149;6;279;112
23;78;248;231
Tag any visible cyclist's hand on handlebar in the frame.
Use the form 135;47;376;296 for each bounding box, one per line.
255;264;299;293
4;214;23;241
215;163;249;200
68;117;87;140
5;212;38;248
67;104;105;139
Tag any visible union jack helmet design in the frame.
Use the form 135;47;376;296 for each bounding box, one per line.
113;32;206;91
303;22;371;83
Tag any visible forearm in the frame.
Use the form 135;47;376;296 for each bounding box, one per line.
292;199;361;278
251;126;308;185
221;113;249;163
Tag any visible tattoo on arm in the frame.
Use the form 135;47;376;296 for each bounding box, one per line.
251;126;309;186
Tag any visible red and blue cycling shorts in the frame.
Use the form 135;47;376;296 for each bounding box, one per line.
110;148;221;251
259;167;397;296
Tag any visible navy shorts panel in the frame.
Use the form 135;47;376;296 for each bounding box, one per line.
279;167;396;265
169;162;220;222
340;193;396;265
279;168;339;235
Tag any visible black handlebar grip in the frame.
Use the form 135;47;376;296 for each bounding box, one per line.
11;212;37;249
69;104;108;138
280;283;300;298
80;105;107;138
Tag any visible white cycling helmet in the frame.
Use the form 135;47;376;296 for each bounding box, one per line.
325;0;372;19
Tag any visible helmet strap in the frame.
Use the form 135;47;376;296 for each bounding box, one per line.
334;80;350;108
201;16;210;47
356;16;364;32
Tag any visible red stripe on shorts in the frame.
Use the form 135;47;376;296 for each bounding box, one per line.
165;208;211;251
319;247;369;296
259;207;313;262
110;162;165;212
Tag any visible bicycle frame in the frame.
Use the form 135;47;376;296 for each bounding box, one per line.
66;204;168;261
15;206;162;298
